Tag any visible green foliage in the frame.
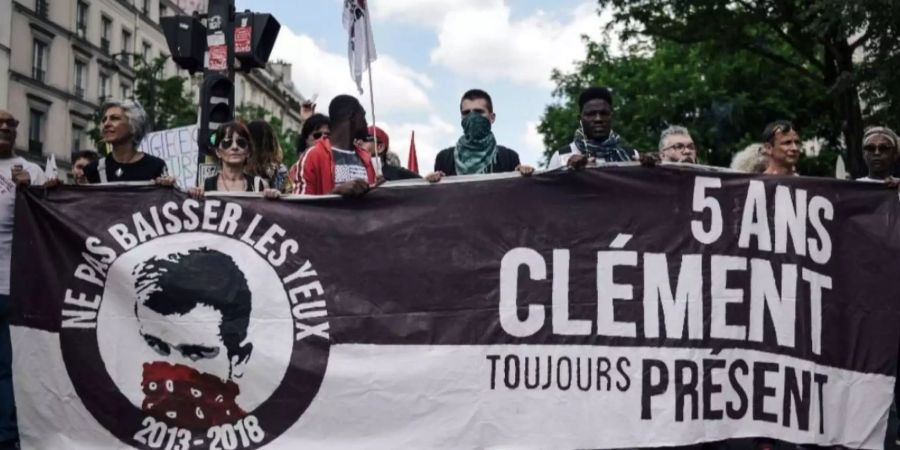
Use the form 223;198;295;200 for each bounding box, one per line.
540;0;900;176
540;39;832;168
235;104;299;168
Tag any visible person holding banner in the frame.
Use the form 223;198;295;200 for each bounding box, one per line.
362;127;419;181
761;120;801;176
427;89;534;182
0;109;47;450
247;120;289;193
188;121;280;199
294;95;375;196
857;126;899;183
84;100;174;185
546;87;639;170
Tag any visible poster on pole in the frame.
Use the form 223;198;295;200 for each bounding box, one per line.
139;125;201;188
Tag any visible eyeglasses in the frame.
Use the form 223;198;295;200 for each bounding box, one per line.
863;144;897;153
220;137;249;151
664;143;696;152
462;108;487;116
312;131;330;140
0;118;19;129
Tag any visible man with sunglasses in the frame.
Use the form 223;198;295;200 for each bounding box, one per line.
857;126;899;183
427;89;533;182
296;95;376;196
547;87;638;170
658;125;698;164
0;109;46;449
761;120;801;176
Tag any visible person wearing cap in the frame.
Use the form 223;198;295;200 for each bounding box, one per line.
857;126;898;183
362;126;420;181
547;86;638;170
365;126;402;168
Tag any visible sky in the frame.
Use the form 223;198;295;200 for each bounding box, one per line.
234;0;612;170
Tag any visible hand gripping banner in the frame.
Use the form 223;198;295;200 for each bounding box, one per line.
10;167;900;449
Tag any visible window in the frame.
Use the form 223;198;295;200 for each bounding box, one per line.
35;0;49;18
100;16;111;53
121;29;132;64
121;83;131;99
32;40;48;82
160;4;168;18
74;60;87;98
142;41;151;64
142;0;150;15
76;1;88;38
28;109;45;155
71;125;84;153
99;73;110;100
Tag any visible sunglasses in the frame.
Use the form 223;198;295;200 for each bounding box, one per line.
863;144;897;153
312;131;330;140
220;137;249;151
0;118;19;128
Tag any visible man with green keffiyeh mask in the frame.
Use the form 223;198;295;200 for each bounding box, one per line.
427;89;534;183
547;87;638;170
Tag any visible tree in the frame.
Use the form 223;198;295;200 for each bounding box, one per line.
87;54;197;152
235;104;299;168
539;38;837;171
590;0;900;177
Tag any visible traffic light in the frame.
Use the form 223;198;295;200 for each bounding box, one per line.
199;73;234;155
160;15;207;74
233;12;281;71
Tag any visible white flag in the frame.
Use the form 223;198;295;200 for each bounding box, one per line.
343;0;377;94
44;153;57;180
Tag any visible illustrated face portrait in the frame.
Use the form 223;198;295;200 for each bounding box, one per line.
133;248;253;383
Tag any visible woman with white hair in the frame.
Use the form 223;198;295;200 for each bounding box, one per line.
730;143;768;173
84;100;173;184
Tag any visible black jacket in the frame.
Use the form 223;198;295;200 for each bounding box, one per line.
433;145;521;175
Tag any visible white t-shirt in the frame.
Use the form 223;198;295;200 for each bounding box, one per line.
0;156;46;295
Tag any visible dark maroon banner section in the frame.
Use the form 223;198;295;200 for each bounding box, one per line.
11;167;900;376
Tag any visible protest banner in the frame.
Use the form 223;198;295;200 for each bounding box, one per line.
139;125;202;188
10;167;900;449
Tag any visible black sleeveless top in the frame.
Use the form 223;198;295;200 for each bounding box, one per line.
203;174;258;192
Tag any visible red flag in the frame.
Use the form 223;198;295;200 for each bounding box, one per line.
407;131;419;174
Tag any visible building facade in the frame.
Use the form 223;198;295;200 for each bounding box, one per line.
4;0;304;173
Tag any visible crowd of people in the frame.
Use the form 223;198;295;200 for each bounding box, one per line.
1;84;900;449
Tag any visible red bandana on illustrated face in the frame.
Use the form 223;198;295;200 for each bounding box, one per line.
142;361;246;428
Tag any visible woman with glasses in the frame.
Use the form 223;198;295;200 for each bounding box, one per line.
287;114;330;193
189;121;280;198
